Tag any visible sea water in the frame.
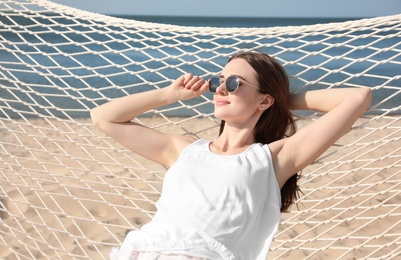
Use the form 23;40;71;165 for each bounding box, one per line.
117;16;356;28
0;15;399;118
115;15;400;116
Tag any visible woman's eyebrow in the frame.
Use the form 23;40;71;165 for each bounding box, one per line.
219;74;245;79
235;75;253;84
236;75;247;81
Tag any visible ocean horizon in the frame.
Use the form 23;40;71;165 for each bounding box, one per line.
113;15;358;28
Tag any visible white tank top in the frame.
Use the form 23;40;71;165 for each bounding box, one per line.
112;139;281;260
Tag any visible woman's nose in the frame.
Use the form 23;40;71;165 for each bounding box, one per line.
214;82;227;95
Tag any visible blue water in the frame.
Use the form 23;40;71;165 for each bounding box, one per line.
0;14;400;118
115;15;357;28
123;16;401;116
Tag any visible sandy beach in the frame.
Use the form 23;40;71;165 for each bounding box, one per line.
0;115;400;259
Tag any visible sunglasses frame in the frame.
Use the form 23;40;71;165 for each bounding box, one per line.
208;75;263;93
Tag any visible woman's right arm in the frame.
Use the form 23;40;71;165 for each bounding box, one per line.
90;74;209;166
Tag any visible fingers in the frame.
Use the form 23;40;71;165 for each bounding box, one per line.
182;73;192;85
198;81;209;93
182;73;207;92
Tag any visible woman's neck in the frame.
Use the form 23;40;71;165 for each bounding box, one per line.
211;125;256;155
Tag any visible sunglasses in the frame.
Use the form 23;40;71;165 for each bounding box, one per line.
208;75;263;93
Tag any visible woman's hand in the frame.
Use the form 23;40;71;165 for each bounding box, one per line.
168;73;209;101
90;73;209;167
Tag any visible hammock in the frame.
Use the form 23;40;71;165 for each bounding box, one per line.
0;0;400;259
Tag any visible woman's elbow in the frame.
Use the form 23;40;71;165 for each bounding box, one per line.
350;87;372;113
90;107;104;129
359;87;372;112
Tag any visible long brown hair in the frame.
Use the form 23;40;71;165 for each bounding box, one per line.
219;51;300;212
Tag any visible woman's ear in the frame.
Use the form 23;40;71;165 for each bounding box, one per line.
258;94;275;111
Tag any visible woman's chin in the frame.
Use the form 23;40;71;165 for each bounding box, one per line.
213;111;225;120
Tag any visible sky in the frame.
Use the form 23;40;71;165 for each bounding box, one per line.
51;0;401;18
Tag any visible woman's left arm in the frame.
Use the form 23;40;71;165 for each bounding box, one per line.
270;87;372;187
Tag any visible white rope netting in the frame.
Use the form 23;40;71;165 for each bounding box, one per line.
0;0;400;259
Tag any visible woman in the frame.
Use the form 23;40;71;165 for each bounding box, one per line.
91;51;372;260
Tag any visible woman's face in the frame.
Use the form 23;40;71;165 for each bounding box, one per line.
213;58;267;125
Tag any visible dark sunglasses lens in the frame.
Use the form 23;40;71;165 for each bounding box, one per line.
226;76;239;92
208;77;221;93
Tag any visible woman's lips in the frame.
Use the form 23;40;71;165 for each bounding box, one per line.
215;98;230;106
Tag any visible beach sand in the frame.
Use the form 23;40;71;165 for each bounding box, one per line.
0;115;400;259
